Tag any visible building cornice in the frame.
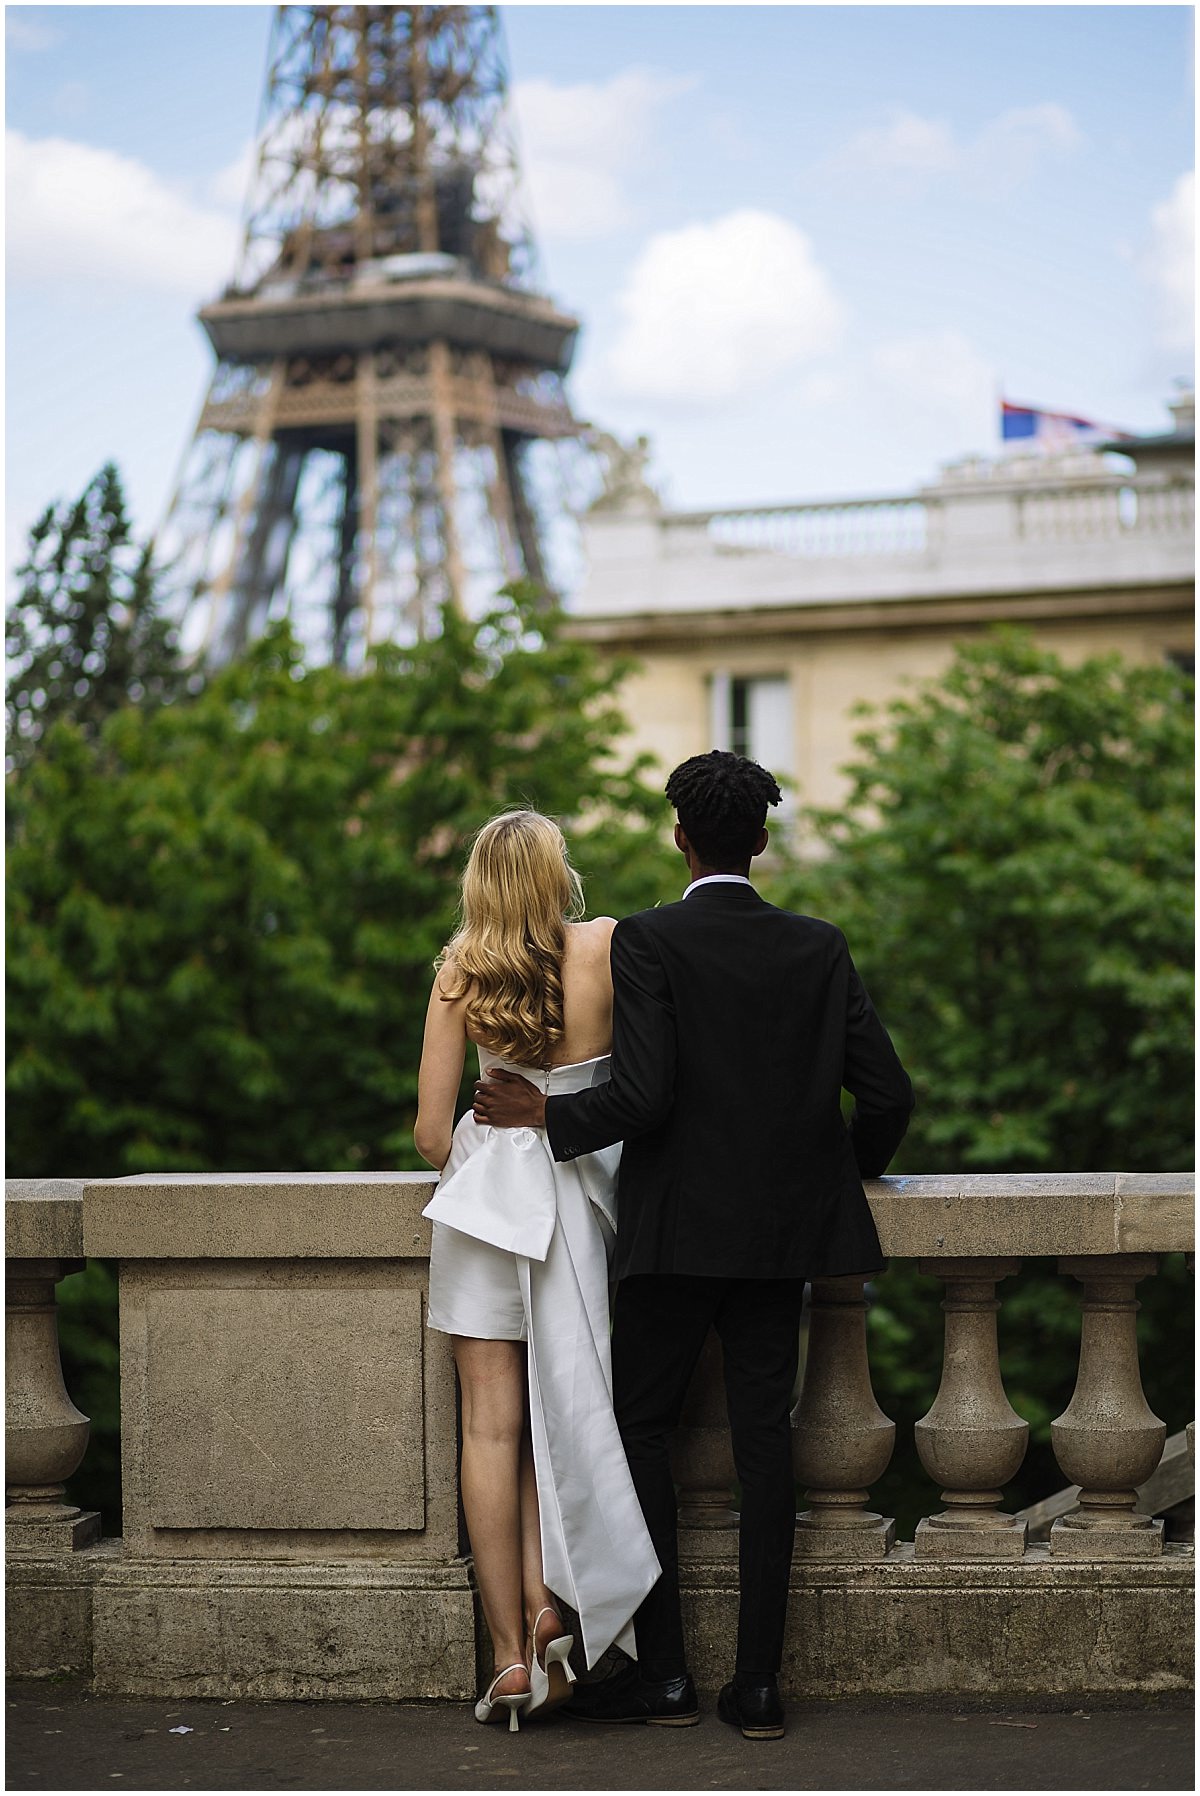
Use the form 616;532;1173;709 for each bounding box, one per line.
562;580;1193;649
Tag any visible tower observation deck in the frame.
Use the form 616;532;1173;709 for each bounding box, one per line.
159;5;582;665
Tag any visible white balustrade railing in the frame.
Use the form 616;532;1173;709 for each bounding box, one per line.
662;476;1192;562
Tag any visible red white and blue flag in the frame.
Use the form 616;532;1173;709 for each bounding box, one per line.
1001;401;1129;446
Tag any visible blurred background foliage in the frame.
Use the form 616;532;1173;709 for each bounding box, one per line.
6;466;1193;1538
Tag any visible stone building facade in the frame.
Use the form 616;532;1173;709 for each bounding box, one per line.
566;394;1194;812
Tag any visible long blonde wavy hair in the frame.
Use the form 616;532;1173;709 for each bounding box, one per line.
437;810;585;1067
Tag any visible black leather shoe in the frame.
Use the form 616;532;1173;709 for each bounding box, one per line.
565;1664;700;1726
717;1676;785;1739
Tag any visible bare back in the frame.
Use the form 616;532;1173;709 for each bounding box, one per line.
551;918;617;1065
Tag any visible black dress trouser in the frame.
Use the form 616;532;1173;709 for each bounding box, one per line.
610;1272;807;1681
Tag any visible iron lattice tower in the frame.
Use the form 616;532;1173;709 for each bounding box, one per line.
159;5;582;665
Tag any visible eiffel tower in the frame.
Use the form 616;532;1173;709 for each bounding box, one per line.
159;5;582;666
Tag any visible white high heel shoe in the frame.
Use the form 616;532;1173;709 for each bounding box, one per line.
474;1663;532;1733
525;1606;577;1718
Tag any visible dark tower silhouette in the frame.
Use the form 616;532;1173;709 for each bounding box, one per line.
159;5;581;665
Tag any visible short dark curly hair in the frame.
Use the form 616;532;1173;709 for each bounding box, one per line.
664;749;782;867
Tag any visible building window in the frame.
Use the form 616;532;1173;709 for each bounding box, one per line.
709;672;793;778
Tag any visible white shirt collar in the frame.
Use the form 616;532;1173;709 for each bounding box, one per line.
682;873;754;900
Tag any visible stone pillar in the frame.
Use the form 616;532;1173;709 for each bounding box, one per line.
5;1259;100;1553
671;1328;737;1553
1050;1255;1166;1558
914;1258;1028;1558
792;1276;895;1559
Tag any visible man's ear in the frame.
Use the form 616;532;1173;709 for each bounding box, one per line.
673;822;690;857
751;827;769;859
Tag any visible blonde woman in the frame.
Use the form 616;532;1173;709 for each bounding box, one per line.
415;811;660;1733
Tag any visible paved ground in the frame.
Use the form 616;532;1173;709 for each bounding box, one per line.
6;1680;1193;1792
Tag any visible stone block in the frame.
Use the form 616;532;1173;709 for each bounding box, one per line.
1116;1176;1196;1254
5;1185;85;1259
145;1285;425;1531
91;1559;477;1700
6;1509;101;1555
1050;1515;1165;1559
117;1261;461;1561
83;1172;437;1259
5;1539;115;1678
793;1517;896;1561
914;1516;1027;1559
679;1546;1194;1697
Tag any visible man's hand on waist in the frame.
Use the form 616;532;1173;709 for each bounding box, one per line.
472;1067;548;1130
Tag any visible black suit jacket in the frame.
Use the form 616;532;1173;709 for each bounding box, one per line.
545;882;913;1281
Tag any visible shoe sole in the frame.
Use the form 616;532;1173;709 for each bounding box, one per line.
740;1724;785;1739
568;1711;701;1727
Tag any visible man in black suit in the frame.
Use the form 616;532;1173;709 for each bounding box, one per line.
473;750;913;1739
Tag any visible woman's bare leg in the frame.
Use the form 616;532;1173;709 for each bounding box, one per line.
454;1336;530;1696
518;1424;560;1644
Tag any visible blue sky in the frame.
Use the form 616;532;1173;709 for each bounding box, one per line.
6;4;1193;578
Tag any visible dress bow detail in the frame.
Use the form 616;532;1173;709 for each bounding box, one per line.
423;1123;559;1262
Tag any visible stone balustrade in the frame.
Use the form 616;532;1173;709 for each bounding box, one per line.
572;464;1194;618
5;1170;1193;1701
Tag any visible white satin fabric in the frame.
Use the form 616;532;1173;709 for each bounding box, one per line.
422;1051;661;1668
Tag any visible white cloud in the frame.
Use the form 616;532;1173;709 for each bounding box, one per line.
207;137;257;210
606;209;843;407
831;110;957;177
1143;171;1194;355
6;129;239;295
6;11;62;52
828;102;1082;192
513;68;695;242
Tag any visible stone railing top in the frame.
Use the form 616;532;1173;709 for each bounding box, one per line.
4;1171;1192;1263
867;1172;1192;1260
5;1180;86;1260
80;1171;437;1260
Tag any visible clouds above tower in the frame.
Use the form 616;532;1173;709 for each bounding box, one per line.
6;128;237;294
824;101;1082;194
513;67;696;241
605;209;843;406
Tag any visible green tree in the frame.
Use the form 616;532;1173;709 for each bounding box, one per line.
6;463;186;772
768;630;1193;1174
6;585;677;1181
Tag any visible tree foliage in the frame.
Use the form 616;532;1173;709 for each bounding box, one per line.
768;631;1194;1174
6;463;187;772
6;587;678;1181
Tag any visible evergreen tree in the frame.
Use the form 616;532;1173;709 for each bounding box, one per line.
7;463;186;771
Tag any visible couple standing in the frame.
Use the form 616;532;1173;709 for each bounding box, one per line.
414;750;913;1739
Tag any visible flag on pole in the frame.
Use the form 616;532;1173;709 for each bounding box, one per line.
1000;401;1129;446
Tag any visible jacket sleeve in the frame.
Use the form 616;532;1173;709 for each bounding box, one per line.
545;915;676;1161
841;941;915;1178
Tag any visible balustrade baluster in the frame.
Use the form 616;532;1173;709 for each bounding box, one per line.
1050;1255;1166;1558
914;1258;1029;1558
5;1258;100;1552
792;1275;895;1559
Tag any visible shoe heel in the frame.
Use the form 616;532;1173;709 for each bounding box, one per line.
504;1699;522;1734
544;1635;577;1685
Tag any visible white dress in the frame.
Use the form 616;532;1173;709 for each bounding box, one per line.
423;1049;661;1668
